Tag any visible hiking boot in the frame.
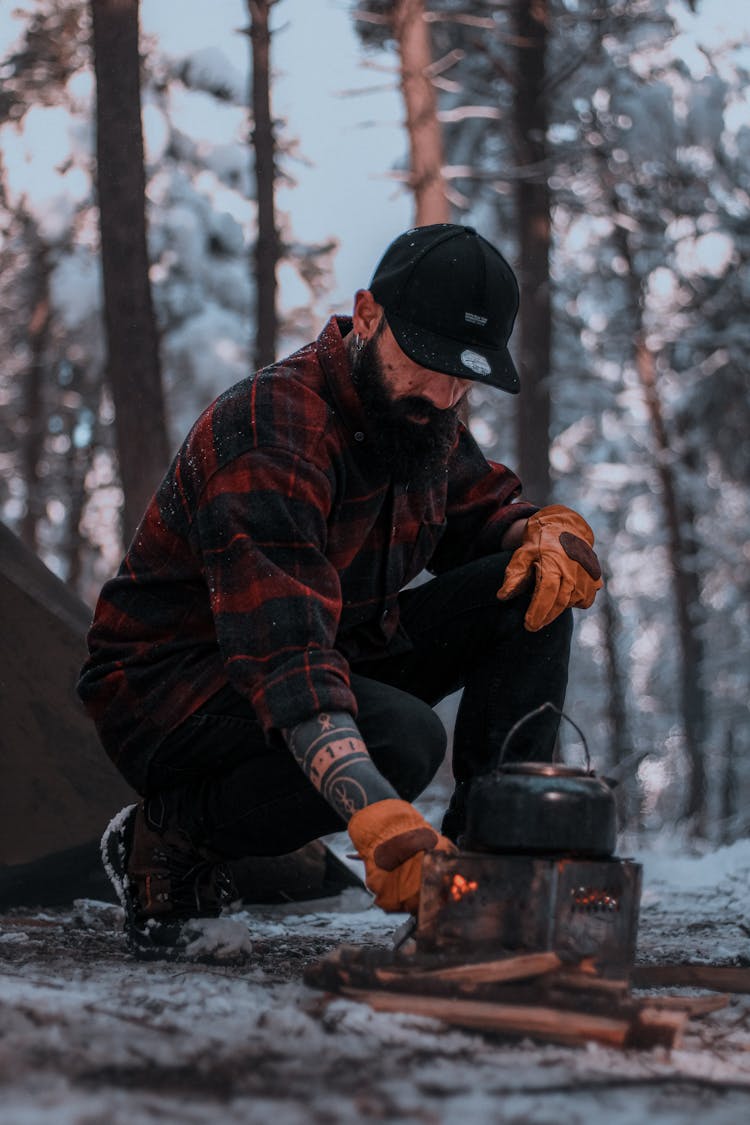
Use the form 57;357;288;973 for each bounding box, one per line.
101;802;246;962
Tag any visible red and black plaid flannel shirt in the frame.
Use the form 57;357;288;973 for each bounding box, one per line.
78;317;537;776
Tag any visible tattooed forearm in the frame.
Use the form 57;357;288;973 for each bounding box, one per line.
284;712;398;821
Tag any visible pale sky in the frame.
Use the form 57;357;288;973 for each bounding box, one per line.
0;0;412;313
0;0;747;313
138;0;413;311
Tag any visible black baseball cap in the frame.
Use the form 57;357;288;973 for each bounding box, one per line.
368;224;520;394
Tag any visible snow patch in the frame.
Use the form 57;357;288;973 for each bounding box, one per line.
99;803;137;912
4;840;750;1120
181;916;254;962
674;231;734;278
642;837;750;890
179;46;246;105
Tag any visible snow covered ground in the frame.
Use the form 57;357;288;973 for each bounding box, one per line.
3;840;750;1124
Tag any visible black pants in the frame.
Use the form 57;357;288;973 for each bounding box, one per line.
145;552;572;856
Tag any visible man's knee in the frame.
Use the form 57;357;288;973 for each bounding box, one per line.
399;698;447;795
355;682;447;801
476;554;575;643
380;698;447;800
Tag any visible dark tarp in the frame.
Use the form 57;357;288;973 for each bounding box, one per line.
0;523;361;907
0;521;133;872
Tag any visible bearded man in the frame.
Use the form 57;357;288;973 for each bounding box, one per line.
78;224;602;959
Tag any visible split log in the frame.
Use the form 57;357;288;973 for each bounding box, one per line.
372;951;562;987
632;965;750;993
306;945;703;1048
552;968;630;995
340;988;685;1049
304;945;630;1014
636;994;729;1017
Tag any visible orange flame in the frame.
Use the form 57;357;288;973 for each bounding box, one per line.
448;873;479;902
570;887;619;912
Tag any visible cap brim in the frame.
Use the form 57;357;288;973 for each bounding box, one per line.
386;311;520;394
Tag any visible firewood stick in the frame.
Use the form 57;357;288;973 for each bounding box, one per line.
637;993;729;1017
553;969;630;994
373;951;562;986
341;987;634;1048
632;965;750;993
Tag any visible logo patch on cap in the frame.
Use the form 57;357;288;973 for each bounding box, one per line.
465;311;488;326
460;349;491;377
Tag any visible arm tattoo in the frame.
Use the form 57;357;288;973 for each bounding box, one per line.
284;711;398;821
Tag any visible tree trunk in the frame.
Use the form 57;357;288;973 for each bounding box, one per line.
512;0;551;505
720;728;737;846
62;427;93;598
635;341;707;831
599;560;640;830
393;0;449;226
248;0;280;370
90;0;168;545
601;152;708;835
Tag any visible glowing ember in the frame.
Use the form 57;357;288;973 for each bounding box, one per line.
570;886;619;913
448;873;479;902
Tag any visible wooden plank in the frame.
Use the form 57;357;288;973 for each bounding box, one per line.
341;987;634;1048
373;951;563;987
632;965;750;993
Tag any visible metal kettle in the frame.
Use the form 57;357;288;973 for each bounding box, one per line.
463;704;618;858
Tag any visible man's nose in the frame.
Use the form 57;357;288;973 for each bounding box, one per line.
424;376;471;410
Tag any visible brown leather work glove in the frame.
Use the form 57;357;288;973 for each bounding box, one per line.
348;799;456;914
496;505;603;632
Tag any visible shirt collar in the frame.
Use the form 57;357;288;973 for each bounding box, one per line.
316;316;369;445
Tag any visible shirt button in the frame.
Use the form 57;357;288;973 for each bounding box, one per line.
354;431;365;442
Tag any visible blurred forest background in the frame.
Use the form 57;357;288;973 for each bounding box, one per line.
0;0;747;843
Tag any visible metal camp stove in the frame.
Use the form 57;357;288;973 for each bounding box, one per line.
415;705;643;976
415;850;642;977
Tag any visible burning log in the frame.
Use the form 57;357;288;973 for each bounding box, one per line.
415;851;642;977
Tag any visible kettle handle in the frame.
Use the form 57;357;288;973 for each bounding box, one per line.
496;701;591;772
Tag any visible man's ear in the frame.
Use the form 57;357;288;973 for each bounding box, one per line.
352;289;384;340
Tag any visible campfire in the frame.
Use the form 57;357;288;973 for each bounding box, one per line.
306;712;731;1050
415;850;642;977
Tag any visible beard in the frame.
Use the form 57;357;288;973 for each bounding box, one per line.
349;331;460;485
